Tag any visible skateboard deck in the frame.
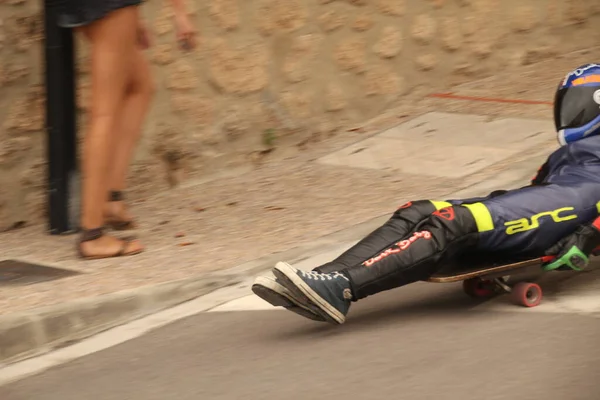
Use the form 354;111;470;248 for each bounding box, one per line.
427;255;551;283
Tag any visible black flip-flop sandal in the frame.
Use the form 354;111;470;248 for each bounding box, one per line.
77;227;142;260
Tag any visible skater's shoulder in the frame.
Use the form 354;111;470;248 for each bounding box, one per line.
551;135;600;157
570;135;600;153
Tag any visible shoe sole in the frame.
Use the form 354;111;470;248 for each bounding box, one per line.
251;277;325;322
273;262;346;325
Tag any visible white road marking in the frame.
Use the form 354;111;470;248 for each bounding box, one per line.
474;293;600;316
212;274;600;315
209;289;600;314
210;294;275;312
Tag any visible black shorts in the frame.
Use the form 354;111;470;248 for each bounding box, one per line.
48;0;143;28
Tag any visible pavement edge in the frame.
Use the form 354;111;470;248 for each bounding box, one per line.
0;274;238;367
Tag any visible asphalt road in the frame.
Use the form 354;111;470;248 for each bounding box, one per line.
2;274;600;400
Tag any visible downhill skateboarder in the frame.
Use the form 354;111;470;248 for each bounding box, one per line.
252;64;600;325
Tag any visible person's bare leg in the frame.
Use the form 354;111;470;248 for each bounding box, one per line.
104;46;156;228
78;6;144;258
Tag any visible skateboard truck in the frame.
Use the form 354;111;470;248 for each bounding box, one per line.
492;277;512;293
494;256;557;295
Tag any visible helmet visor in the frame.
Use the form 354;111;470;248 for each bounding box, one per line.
554;85;600;131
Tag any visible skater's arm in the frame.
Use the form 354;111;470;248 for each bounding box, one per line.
544;217;600;271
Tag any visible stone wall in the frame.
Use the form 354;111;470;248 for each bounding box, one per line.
1;0;599;230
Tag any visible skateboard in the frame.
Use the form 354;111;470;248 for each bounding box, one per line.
426;253;560;308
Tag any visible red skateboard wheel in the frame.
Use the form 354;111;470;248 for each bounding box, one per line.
510;282;542;307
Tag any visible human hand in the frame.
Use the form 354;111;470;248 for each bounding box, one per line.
174;12;197;52
543;223;600;271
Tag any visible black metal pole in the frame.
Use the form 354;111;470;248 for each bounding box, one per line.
43;3;78;234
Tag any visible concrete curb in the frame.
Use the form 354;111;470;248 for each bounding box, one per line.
0;275;238;366
0;146;549;366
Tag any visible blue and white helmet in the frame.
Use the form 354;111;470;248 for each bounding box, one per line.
554;63;600;146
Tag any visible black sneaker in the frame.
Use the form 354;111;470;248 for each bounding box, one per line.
252;276;326;322
272;262;352;325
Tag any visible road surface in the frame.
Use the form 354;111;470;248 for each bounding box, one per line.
2;263;600;400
